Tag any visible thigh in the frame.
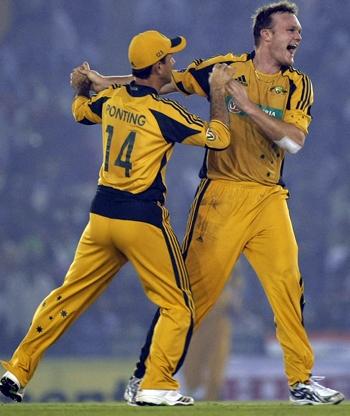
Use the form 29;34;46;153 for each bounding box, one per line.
182;180;245;326
244;194;299;281
243;193;303;318
64;213;127;291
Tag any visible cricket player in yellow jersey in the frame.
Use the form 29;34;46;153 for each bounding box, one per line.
80;2;345;406
0;30;234;406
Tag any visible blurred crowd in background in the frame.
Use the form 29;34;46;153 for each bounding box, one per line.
1;0;350;359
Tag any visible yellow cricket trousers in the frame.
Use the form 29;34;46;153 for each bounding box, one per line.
2;206;194;390
182;178;314;385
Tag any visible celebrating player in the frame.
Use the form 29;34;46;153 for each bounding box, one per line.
0;30;234;406
74;1;345;406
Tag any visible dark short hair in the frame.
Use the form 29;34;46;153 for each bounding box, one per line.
252;1;298;46
132;55;168;79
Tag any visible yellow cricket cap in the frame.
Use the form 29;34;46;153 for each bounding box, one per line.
128;30;186;70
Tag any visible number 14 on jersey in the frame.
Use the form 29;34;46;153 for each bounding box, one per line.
104;125;136;177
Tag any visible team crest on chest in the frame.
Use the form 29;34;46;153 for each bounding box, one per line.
270;85;287;95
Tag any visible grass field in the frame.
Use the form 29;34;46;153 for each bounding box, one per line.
0;401;349;416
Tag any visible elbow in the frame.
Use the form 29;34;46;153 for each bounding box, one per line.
205;122;231;149
218;136;231;150
206;132;230;150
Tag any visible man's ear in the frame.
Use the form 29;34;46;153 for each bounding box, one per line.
260;28;273;42
153;61;162;75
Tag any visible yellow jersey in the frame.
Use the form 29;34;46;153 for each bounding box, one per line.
72;82;230;203
172;52;313;185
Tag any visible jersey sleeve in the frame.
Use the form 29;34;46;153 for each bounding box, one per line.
153;98;230;149
284;73;313;134
172;54;236;98
72;87;115;125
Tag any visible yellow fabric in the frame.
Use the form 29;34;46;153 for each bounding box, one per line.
2;82;241;390
72;84;230;196
174;53;314;384
172;53;313;185
182;179;314;385
2;211;193;389
128;30;186;69
173;54;315;384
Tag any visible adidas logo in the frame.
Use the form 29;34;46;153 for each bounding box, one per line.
235;75;248;86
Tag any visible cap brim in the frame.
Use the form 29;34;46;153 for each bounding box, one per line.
169;36;186;53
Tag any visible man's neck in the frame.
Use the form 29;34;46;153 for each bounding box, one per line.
134;76;164;93
253;48;281;74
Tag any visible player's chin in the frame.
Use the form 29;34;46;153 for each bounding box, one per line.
286;52;296;66
281;56;294;67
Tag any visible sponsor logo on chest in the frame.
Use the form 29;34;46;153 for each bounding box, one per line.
226;96;283;120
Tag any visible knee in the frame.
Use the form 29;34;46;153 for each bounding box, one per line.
164;304;193;330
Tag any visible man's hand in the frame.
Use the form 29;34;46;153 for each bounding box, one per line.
225;79;253;114
209;63;235;90
70;62;91;90
70;61;109;93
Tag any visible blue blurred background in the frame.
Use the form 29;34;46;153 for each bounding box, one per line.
1;0;350;401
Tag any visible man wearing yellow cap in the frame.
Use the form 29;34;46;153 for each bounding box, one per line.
0;31;235;406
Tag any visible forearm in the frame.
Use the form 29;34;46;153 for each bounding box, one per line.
209;87;229;127
246;105;305;153
90;74;134;93
92;75;134;92
101;75;134;86
225;78;305;154
203;86;230;149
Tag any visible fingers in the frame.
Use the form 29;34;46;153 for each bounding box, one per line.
212;63;235;76
71;62;90;76
70;61;92;87
209;63;235;88
225;79;244;96
82;61;90;70
225;79;236;94
70;70;91;90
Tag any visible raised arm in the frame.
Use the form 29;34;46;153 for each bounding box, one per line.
70;61;134;93
71;62;180;94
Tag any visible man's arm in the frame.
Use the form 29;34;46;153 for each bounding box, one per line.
70;62;134;93
176;64;234;150
70;66;113;125
71;69;91;98
86;70;174;95
225;79;305;154
71;62;180;94
208;64;233;130
86;72;134;92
